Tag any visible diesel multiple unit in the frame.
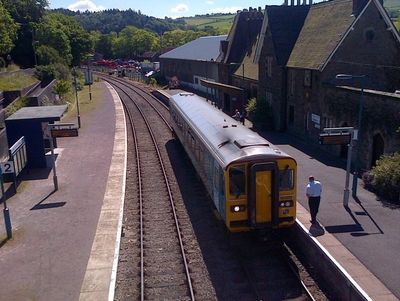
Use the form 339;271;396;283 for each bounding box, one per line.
170;92;297;232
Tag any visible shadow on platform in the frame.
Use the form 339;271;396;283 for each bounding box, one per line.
30;189;66;210
258;130;346;170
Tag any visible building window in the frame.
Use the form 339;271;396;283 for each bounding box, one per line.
289;70;295;96
304;70;312;87
289;105;294;125
266;56;273;77
251;85;257;98
266;92;273;106
364;28;375;42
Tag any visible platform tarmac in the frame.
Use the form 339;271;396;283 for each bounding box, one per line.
0;84;399;301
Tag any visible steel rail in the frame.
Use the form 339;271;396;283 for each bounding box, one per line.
112;82;195;301
99;75;171;130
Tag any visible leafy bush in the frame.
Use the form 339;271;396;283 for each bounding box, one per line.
35;63;71;84
71;68;84;91
36;45;64;65
245;97;273;129
53;80;71;100
0;57;5;68
363;152;400;202
148;78;157;86
5;97;30;118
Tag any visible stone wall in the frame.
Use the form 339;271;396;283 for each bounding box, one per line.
287;76;400;169
0;128;8;161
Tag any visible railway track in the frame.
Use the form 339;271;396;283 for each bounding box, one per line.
108;79;195;300
100;74;329;301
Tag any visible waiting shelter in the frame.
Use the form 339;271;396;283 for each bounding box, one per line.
5;105;67;168
200;79;244;115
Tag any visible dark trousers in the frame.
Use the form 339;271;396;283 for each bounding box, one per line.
308;196;320;223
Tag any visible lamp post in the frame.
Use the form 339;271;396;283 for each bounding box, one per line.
73;67;81;128
335;74;366;197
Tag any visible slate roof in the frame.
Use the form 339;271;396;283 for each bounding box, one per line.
287;0;356;70
233;37;259;81
219;10;264;65
159;35;227;61
264;5;310;66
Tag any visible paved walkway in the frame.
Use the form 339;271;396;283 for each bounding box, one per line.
0;82;125;301
260;130;400;300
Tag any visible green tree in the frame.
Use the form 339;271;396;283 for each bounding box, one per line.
36;14;72;65
2;0;48;23
161;29;208;48
3;0;48;66
0;1;19;56
36;13;94;66
36;45;64;65
245;97;273;129
162;29;187;48
132;29;159;54
95;32;117;58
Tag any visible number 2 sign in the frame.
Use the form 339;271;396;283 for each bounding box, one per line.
0;161;15;174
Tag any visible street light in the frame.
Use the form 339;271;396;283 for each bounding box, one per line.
73;67;81;128
335;73;367;197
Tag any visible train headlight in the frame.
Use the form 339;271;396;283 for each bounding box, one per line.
280;200;293;207
231;205;246;212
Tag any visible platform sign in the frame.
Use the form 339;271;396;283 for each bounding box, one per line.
319;133;351;145
0;161;15;174
85;69;93;85
50;123;79;138
51;128;78;138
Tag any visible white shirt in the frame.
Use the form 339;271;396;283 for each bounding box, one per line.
306;180;322;197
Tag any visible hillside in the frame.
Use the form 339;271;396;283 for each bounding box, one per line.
181;14;235;34
52;8;186;34
384;0;400;18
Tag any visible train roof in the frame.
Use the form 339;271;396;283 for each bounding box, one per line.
170;93;293;169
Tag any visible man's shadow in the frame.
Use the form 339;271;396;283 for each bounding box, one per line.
309;222;325;237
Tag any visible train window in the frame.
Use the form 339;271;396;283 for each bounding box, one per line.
279;168;294;190
229;165;246;198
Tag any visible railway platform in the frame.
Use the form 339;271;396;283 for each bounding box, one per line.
0;81;399;301
0;82;126;301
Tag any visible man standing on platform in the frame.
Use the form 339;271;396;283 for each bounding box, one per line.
306;175;322;224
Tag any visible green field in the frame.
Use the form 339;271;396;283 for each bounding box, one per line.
0;72;38;91
385;0;400;10
183;14;235;34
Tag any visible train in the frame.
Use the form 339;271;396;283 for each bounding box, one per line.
169;92;297;232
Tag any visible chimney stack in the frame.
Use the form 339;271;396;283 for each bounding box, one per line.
352;0;368;16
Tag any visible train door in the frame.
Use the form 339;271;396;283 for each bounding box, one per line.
249;163;278;228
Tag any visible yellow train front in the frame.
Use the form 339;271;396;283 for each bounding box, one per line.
170;92;296;232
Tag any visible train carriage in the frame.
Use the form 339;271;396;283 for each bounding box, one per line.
170;92;297;232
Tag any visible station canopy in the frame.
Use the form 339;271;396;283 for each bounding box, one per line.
6;105;67;122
